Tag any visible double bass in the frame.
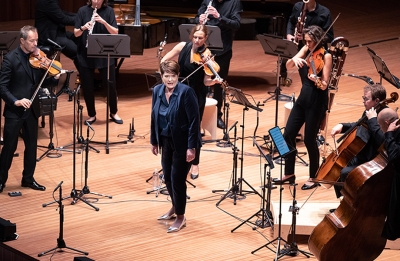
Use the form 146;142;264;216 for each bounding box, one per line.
308;144;394;260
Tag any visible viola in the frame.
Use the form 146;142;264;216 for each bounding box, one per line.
307;47;325;89
29;49;63;76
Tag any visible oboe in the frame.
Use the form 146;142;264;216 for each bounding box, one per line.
86;7;97;48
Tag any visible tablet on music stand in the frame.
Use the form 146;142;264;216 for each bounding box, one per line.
179;24;223;52
367;47;400;89
268;126;294;158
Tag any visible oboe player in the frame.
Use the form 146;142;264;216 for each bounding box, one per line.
74;0;122;125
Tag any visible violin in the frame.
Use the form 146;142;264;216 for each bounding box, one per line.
192;46;221;77
307;47;325;89
29;49;63;76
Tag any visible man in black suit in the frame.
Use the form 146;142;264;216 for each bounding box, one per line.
0;25;58;193
35;0;78;71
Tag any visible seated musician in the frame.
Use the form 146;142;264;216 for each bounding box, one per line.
369;107;400;240
330;84;387;198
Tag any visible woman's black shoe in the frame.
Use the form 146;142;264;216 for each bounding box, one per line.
272;175;295;184
301;183;320;190
110;114;123;124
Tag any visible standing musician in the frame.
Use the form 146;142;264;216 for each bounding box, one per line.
0;26;60;193
373;108;400;240
281;0;333;84
273;25;332;189
151;60;201;233
194;0;243;129
74;0;122;125
161;24;221;180
35;0;79;72
330;84;387;198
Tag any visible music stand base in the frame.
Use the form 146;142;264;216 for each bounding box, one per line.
38;238;88;257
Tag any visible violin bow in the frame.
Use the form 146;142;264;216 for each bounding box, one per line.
180;53;216;84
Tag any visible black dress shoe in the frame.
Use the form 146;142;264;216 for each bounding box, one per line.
110;114;123;124
301;183;320;190
191;173;199;180
0;183;4;193
21;181;46;191
85;117;96;125
329;208;336;213
272;175;295;185
217;117;225;129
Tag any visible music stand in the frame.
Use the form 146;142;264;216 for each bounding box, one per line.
367;47;400;89
0;31;20;156
87;34;131;154
214;86;262;205
252;126;296;260
257;34;298;127
231;137;275;232
179;24;223;52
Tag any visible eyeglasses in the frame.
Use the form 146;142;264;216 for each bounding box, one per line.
362;96;371;102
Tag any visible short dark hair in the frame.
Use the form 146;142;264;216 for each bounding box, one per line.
303;25;327;50
20;25;37;40
160;60;180;76
87;0;109;7
364;83;386;101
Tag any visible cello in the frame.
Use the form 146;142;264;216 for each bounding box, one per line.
308;144;394;260
313;92;398;188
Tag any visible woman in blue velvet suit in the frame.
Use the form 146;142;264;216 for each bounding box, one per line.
150;60;201;233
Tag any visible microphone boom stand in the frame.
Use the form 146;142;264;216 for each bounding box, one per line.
38;182;88;257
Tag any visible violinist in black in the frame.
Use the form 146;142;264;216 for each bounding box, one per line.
161;24;220;180
273;25;332;190
282;0;333;82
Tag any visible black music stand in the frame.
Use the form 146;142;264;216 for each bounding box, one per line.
87;34;131;154
179;24;223;52
367;47;400;89
257;34;298;126
0;31;20;157
252;126;296;260
214;86;263;205
231;137;275;232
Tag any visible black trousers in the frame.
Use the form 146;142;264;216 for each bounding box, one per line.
214;50;232;118
0;111;38;185
283;101;325;178
57;32;79;72
79;65;118;118
333;157;359;198
161;136;191;215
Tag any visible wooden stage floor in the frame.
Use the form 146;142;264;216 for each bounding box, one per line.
1;0;400;260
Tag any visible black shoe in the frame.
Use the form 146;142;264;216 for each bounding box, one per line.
110;114;123;124
191;173;199;180
217;117;225;129
0;183;4;193
272;175;295;185
85;117;96;125
329;208;336;213
301;183;320;190
21;180;46;191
